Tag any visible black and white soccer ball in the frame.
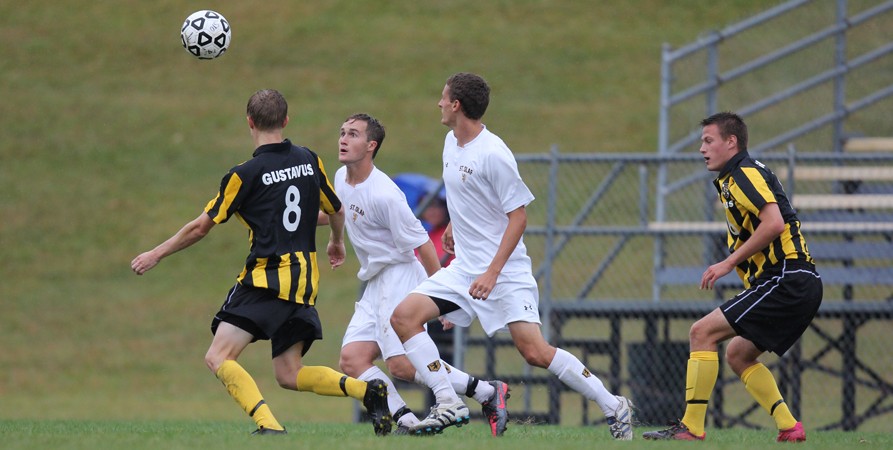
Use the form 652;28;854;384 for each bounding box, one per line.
180;10;231;59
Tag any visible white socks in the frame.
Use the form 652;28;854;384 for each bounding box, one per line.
445;363;495;404
403;332;460;404
547;348;620;417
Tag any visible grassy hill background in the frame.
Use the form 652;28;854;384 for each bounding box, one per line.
1;0;785;423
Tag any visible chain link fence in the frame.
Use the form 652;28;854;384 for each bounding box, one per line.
446;150;893;432
409;0;893;432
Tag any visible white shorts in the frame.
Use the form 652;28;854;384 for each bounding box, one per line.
342;261;427;359
411;265;541;337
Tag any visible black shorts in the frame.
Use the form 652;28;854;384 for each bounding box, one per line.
211;283;323;358
721;259;822;355
432;296;461;316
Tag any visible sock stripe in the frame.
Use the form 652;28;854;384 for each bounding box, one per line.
465;376;479;398
770;399;785;416
687;399;709;405
249;400;266;417
339;376;348;396
394;406;412;421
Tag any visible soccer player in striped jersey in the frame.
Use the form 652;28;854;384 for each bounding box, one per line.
643;112;822;443
131;89;391;436
390;73;633;440
324;113;510;436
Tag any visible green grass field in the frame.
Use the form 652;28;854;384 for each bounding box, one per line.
2;420;891;450
6;0;890;446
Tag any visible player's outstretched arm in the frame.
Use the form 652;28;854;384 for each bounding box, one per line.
131;213;215;275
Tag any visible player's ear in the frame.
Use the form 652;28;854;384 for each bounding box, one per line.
247;116;255;129
282;116;289;128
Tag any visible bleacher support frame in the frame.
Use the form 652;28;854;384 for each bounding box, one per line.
385;0;893;431
441;149;893;431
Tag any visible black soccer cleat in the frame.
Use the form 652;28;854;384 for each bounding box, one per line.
363;378;393;436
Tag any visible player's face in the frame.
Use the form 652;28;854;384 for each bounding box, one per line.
438;84;458;127
699;124;736;172
339;119;373;165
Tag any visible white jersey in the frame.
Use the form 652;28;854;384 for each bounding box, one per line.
334;166;430;281
441;126;535;275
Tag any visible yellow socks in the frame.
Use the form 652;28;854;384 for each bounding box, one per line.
296;366;367;400
216;360;284;431
741;363;798;430
680;351;719;437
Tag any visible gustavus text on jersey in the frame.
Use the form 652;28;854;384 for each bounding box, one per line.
261;164;315;185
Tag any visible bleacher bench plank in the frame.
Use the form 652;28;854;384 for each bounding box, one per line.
791;166;893;181
655;266;893;286
807;241;893;260
704;194;893;213
648;221;893;233
844;137;893;152
793;194;893;209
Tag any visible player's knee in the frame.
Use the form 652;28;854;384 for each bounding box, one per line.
339;353;360;377
386;357;415;382
204;351;223;374
274;368;298;390
725;353;752;377
725;352;744;373
275;374;293;389
725;347;757;376
517;344;549;368
389;311;410;336
689;320;711;348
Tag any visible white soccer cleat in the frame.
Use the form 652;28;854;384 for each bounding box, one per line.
607;395;634;440
410;400;471;436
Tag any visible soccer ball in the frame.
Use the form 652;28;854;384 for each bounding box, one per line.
180;10;231;59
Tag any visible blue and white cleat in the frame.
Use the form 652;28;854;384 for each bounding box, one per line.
410;400;471;436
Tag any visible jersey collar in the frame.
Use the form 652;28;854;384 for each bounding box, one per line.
716;150;749;179
253;139;293;157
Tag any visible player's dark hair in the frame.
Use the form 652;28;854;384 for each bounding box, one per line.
446;72;490;120
345;113;386;159
701;112;748;151
247;89;288;131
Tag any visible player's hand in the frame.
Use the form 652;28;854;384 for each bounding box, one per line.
442;223;455;255
131;251;160;275
438;316;455;331
469;271;497;300
700;260;734;289
328;241;346;269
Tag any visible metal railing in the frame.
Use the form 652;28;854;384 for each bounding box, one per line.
403;0;893;431
444;149;893;431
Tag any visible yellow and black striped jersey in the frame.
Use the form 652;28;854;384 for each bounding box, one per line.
713;151;813;287
203;139;341;304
